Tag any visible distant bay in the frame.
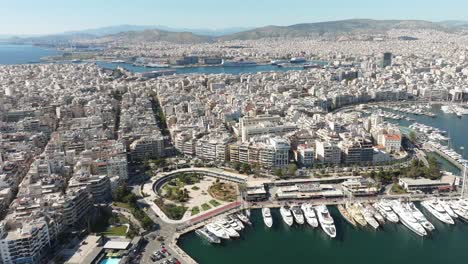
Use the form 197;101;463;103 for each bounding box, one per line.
0;43;60;64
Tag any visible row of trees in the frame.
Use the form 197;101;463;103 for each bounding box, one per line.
112;185;154;230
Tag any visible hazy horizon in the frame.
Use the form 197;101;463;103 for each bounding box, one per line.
2;0;468;35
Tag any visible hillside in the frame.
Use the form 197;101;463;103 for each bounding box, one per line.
219;19;452;40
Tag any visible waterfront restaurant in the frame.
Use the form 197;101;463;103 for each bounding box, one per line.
398;175;456;193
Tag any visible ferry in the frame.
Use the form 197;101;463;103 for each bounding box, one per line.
301;203;319;228
292;205;305;225
280;205;294;226
421;200;454;225
221;59;257;67
338;204;357;227
290;57;306;63
206;223;230;239
405;202;435;231
391;201;427;237
195;227;221;244
314;205;337;238
262;208;273;228
146;63;170;68
374;200;399;223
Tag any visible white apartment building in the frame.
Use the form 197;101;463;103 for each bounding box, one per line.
315;140;341;164
0;219;51;264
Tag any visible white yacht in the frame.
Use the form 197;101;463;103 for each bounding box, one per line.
262;208;273;228
291;205;305;225
448;201;468;221
438;200;458;219
359;204;379;229
217;220;240;238
225;216;242;231
421;200;454;225
391;201;427;237
374;200;399;223
280;206;294;226
236;213;252;225
206;223;230;239
314;205;337;238
366;204;385;224
301;203;319;228
405;202;435;231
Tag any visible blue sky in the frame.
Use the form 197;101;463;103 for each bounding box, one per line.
1;0;468;35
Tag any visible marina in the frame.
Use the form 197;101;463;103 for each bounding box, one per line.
179;204;468;264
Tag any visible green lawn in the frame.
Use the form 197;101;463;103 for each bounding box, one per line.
209;199;221;207
113;202;133;210
191;206;200;216
102;225;127;237
201;203;212;211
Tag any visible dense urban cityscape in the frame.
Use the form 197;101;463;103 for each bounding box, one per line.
2;3;468;264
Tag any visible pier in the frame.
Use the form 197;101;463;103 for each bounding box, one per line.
423;142;465;171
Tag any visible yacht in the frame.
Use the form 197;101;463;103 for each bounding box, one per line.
405;202;435;231
236;213;252;225
290;57;306;63
262;208;273;228
438;200;458;219
448;201;468;221
280;206;294;226
391;201;427;237
195;227;221;244
291;205;305;225
206;223;230;239
217;220;240;238
225;216;242;231
314;205;337;238
338;204;356;227
366;204;385;224
359;204;379;229
301;203;319;228
374;200;399;223
421;200;454;225
346;203;367;227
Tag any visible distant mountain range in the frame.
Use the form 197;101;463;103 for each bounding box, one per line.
7;19;468;45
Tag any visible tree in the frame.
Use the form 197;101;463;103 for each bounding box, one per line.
241;163;252;174
409;131;417;142
286;164;298;176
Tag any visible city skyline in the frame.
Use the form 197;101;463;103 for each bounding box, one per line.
2;0;468;35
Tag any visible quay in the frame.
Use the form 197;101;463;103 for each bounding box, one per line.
423;142;465;171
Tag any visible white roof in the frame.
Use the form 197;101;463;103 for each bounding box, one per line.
103;240;130;250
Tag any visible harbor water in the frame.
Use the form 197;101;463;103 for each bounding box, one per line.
0;43;60;64
178;207;468;264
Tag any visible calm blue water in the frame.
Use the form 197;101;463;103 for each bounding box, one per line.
99;258;121;264
95;61;315;75
0;43;60;64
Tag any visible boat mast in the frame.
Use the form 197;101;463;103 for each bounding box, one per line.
462;164;467;198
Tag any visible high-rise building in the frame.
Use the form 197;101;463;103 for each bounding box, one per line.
382;52;392;68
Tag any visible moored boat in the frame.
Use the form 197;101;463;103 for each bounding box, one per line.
314;205;336;238
280;206;294;226
301;203;319;228
262;208;273;228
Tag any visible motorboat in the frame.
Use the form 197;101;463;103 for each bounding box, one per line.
374;200;399;223
405;202;435;231
314;205;337;238
280;205;294;226
391;201;427;237
421;200;454;225
196;227;221;244
346;203;367;227
366;204;385;224
262;208;273;228
301;203;319;228
206;223;230;239
359;203;379;229
291;205;305;225
217;220;240;238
